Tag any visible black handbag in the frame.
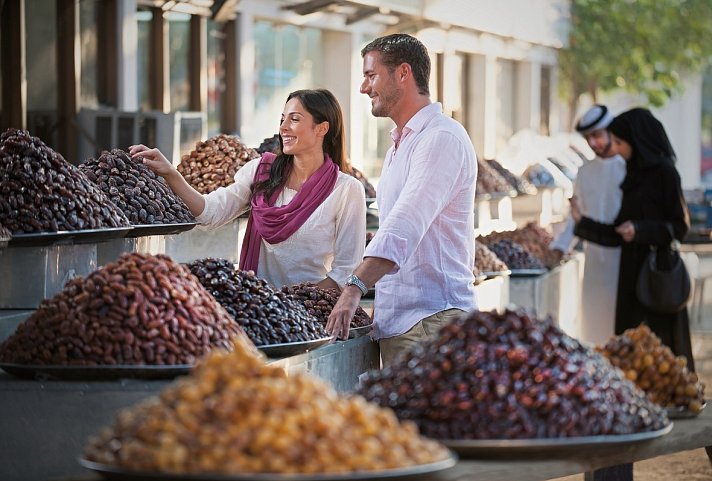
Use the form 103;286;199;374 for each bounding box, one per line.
636;224;691;313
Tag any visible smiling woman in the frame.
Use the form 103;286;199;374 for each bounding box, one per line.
128;89;367;291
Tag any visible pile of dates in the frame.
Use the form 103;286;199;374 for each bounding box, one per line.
476;158;514;196
358;309;669;439
481;222;560;268
177;134;259;194
598;324;706;413
281;283;372;328
0;129;130;233
475;242;509;273
486;159;537;195
256;133;281;154
482;239;545;270
80;149;195;225
84;335;450;474
187;258;327;346
0;224;10;240
0;253;242;366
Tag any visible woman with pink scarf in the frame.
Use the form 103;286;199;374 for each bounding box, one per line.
129;89;366;289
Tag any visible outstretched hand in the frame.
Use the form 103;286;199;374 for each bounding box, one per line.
128;144;175;177
326;286;361;341
569;196;582;223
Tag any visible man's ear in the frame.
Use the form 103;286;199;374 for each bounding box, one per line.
398;63;411;82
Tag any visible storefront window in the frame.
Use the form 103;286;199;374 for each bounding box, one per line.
168;12;190;112
207;20;225;136
252;21;323;140
79;0;99;109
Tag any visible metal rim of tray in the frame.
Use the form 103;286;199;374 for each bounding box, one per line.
508;268;549;277
349;324;373;339
77;453;457;481
441;423;673;457
7;226;133;246
482;270;512;278
665;402;706;419
0;363;193;381
256;336;332;358
126;222;198;237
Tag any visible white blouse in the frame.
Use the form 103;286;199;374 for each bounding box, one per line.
195;157;367;289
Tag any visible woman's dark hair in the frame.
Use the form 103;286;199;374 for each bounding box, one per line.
361;33;430;96
251;89;348;200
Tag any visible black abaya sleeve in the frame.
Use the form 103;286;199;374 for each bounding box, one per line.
573;216;623;247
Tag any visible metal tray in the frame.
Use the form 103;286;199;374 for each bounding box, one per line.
482;270;512;278
473;274;488;285
0;363;192;381
7;226;133;247
256;336;332;358
349;324;373;339
666;402;706;419
442;423;673;458
509;268;549;277
127;222;198;237
78;454;457;481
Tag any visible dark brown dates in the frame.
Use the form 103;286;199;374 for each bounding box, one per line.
281;282;372;328
187;258;327;346
482;239;545;270
0;253;244;366
0;129;130;234
80;149;195;225
358;309;669;440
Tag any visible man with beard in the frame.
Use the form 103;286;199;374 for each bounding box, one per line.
549;104;626;345
326;34;478;366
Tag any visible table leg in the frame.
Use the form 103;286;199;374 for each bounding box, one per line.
584;463;633;481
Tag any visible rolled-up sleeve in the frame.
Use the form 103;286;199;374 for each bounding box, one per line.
195;158;259;230
365;130;471;270
327;177;367;286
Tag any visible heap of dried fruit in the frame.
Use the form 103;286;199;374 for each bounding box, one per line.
281;283;372;329
187;258;327;346
486;159;537;195
480;222;560;268
476;158;515;197
84;335;451;474
483;239;545;270
598;324;705;413
0;253;242;366
80;149;195;225
0;129;130;233
475;242;509;273
351;166;377;199
359;309;669;439
177;134;259;194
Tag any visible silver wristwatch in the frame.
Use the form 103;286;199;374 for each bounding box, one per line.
345;274;368;296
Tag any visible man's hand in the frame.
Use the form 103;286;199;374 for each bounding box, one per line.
570;196;582;223
326;285;362;340
550;248;564;262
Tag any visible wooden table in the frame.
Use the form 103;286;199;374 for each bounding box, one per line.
45;406;712;481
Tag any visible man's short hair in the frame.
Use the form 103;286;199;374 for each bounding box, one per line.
361;34;430;96
575;104;614;135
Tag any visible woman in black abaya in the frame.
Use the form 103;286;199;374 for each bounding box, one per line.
571;107;694;370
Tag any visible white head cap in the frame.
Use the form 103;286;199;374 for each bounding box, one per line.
575;104;614;135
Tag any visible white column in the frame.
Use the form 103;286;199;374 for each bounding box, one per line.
237;8;256;143
322;30;355;163
515;61;541;132
116;0;138;111
470;54;498;160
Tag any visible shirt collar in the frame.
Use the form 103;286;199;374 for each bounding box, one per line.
389;102;442;145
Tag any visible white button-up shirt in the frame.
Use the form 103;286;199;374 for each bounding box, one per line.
196;157;366;289
365;102;478;339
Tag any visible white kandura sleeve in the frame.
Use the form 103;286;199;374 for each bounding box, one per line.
549;172;582;253
365;130;469;271
327;178;367;286
195;157;259;230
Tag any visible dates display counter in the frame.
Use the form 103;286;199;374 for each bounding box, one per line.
0;335;379;481
508;253;583;338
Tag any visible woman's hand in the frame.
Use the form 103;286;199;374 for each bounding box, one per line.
570;196;582;223
128;144;175;178
615;221;636;242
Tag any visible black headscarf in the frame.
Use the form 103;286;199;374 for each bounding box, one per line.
607;107;676;171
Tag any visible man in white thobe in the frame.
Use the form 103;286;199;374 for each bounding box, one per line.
550;105;626;346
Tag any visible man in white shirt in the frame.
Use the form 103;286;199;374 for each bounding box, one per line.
327;34;478;366
549;104;626;345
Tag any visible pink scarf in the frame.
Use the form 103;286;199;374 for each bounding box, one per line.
239;152;339;272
